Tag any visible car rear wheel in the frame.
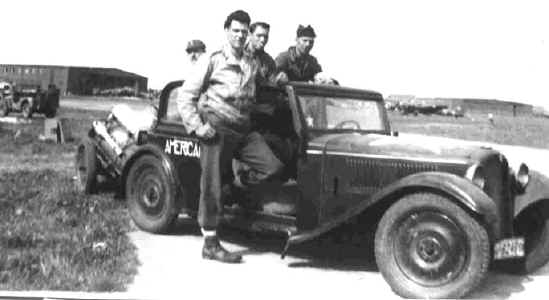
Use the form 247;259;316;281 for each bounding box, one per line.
375;192;490;299
126;155;178;233
75;138;99;194
498;200;549;274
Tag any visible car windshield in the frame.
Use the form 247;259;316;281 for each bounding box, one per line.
298;95;386;132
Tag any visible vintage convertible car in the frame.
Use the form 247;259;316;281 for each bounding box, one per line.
75;80;549;298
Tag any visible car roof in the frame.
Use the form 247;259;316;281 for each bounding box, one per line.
288;81;384;102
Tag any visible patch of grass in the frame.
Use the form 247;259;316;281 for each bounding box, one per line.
0;169;138;291
0;106;138;291
0;107;106;155
390;112;549;148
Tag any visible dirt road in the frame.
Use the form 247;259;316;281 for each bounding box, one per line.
126;136;549;300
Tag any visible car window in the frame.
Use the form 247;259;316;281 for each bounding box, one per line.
163;87;182;123
298;95;385;131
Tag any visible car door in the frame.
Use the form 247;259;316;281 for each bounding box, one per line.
150;81;202;211
285;85;324;230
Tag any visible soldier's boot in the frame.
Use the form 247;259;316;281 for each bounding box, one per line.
202;235;242;263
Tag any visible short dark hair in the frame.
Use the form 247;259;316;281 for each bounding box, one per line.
250;22;270;33
223;10;251;29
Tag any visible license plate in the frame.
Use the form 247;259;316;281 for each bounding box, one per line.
494;237;525;260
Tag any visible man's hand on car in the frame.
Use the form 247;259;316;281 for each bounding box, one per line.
195;122;216;139
274;72;289;86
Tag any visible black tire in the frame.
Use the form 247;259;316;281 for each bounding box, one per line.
125;155;178;233
375;192;490;299
75;138;99;194
21;101;32;119
498;201;549;274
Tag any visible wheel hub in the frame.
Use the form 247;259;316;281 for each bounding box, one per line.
143;185;160;207
394;211;468;286
417;236;443;263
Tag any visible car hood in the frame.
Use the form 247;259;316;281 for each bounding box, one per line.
308;133;494;163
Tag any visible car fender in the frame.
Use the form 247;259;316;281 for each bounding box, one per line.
286;172;499;250
514;169;549;218
121;143;186;208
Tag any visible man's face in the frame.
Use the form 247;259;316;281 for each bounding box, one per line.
226;20;249;51
296;36;315;55
188;50;204;63
250;26;269;51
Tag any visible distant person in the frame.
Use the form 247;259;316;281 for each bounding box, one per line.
245;22;287;86
175;40;207;99
275;25;322;82
186;39;206;64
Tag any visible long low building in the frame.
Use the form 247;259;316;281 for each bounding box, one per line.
387;94;533;116
0;64;147;96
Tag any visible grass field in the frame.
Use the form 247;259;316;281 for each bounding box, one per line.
390;112;549;149
0;107;138;291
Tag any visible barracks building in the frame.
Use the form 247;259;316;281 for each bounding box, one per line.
0;64;148;96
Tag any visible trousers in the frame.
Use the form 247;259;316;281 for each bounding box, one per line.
198;127;284;229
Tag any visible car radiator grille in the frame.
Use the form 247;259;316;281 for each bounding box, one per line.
331;157;440;193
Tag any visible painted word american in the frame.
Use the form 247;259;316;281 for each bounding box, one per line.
164;139;200;158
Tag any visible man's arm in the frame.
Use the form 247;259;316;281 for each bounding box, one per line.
177;55;212;134
311;56;322;76
263;55;287;86
274;52;289;75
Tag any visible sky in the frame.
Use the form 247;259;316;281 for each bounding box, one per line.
1;0;548;107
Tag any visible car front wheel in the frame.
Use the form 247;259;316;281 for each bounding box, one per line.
126;155;178;233
375;192;490;299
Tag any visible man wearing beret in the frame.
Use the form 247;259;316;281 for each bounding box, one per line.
177;10;283;264
275;25;322;82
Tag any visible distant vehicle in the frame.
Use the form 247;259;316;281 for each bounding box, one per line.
76;80;549;299
441;105;465;118
398;101;448;116
0;82;59;118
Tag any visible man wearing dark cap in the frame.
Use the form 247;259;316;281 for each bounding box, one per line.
186;39;206;64
177;10;283;264
275;25;322;82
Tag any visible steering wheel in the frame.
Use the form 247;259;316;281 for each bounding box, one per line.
334;120;361;130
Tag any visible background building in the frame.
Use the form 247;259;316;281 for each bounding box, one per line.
387;94;533;117
0;64;147;96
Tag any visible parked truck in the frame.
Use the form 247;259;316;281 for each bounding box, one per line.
0;81;60;118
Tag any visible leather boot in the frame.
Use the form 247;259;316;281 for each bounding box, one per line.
202;236;242;263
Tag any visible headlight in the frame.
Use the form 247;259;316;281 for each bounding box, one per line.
514;163;529;191
465;164;485;189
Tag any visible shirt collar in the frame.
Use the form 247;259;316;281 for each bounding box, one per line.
289;46;299;62
222;44;244;65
